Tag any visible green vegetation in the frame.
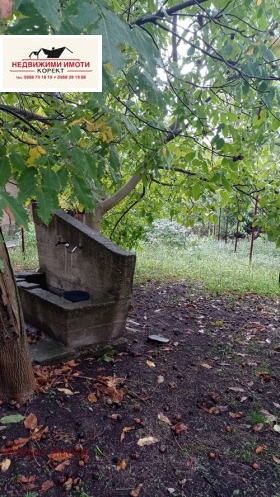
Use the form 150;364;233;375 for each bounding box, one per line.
9;224;39;271
9;223;279;297
135;238;279;297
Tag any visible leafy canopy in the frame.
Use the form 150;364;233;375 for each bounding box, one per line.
0;0;279;246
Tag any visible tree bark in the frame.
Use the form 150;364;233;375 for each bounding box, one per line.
0;228;35;402
86;173;143;232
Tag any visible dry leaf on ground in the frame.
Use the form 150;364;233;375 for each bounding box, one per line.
120;426;135;442
48;452;74;462
158;412;172;426
137;436;159;446
272;455;280;464
88;393;98;403
40;480;54;493
17;476;36;484
1;458;11;472
256;445;267;454
57;388;75;396
118;459;126;470
24;413;38;431
174;422;187;435
146;360;156;368
252;423;264;432
130;483;143;497
229;412;244;419
54;460;70;472
157;375;164;384
201;363;212;369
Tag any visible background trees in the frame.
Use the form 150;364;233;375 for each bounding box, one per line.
0;0;279;247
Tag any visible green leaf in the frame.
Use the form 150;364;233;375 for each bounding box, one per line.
0;191;28;226
0;414;26;425
216;137;225;150
270;118;280;131
36;190;57;224
72;176;94;210
109;146;120;171
69;2;100;29
95;7;132;73
185;151;196;162
0;158;11;187
30;0;61;30
10;152;26;172
192;183;201;200
17;168;37;200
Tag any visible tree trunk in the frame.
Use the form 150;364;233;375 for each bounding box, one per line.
0;228;35;402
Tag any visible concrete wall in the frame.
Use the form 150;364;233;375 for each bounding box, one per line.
33;208;135;299
27;207;136;347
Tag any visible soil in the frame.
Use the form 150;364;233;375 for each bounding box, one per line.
0;281;279;497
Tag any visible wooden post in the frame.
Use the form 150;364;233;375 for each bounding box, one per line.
234;219;240;253
218;207;222;241
224;209;229;244
249;196;259;263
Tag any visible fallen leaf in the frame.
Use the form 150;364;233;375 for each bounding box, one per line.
55;460;70;472
57;388;75;396
118;459;126;470
272;455;280;464
40;480;54;493
0;436;30;454
229;412;243;419
252;423;264;432
64;360;79;367
240;396;248;403
273;403;280;409
0;414;25;425
158;412;172;426
48;452;74;462
24;413;38;431
120;426;135;442
137;436;159;447
157;375;164;384
31;426;48;441
146;360;156;368
63;477;73;491
260;409;277;423
207;406;221;415
256;445;267;454
167;489;176;494
273;425;280;434
17;475;36;484
1;458;11;472
130;483;143;497
87;393;98;403
174;422;187;435
228;387;245;393
201;363;212;369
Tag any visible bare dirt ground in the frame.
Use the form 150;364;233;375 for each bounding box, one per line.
0;282;279;497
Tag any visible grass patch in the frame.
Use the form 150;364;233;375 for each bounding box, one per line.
135;238;280;297
7;224;279;298
9;224;39;272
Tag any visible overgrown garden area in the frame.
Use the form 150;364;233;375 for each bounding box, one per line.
0;0;279;495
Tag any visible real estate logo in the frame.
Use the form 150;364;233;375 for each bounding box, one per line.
0;35;102;92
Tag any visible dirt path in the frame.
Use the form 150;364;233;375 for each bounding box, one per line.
0;282;279;497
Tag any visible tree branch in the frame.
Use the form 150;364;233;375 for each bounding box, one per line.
133;0;210;26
